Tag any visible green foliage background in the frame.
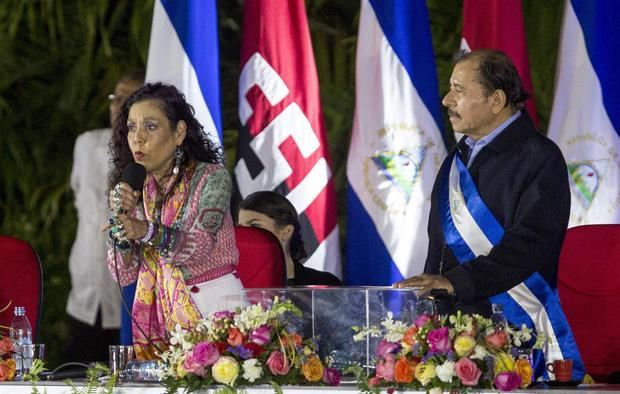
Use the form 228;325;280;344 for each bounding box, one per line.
0;0;562;367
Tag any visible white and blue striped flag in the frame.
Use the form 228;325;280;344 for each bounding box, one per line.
345;0;447;285
548;0;620;226
146;0;223;144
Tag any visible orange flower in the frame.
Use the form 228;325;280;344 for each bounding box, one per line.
394;357;418;383
227;327;244;347
0;359;16;381
280;332;302;348
403;326;418;346
515;358;533;388
301;355;324;382
0;337;14;356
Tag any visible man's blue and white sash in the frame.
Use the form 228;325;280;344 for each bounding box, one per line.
439;152;585;381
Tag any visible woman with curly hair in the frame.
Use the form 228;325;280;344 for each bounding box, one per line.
237;191;341;286
106;83;242;359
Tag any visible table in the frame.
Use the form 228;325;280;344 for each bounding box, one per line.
1;382;620;394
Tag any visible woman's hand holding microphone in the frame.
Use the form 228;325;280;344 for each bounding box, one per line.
109;182;147;241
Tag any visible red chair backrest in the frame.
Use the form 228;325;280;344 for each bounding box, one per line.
0;236;43;341
234;226;286;288
558;224;620;381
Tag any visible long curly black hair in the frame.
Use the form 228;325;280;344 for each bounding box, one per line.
107;82;223;192
238;191;308;264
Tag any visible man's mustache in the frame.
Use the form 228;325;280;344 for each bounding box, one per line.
447;109;460;118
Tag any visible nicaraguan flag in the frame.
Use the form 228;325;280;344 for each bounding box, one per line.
548;0;620;226
345;0;447;285
146;0;223;144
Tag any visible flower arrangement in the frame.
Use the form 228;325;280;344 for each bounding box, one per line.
0;335;16;381
0;301;17;381
160;297;341;393
351;310;545;393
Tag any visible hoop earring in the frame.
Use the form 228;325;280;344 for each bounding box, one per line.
172;146;184;175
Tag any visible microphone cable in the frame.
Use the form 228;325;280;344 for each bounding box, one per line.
112;231;165;356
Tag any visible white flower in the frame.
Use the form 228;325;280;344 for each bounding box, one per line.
449;312;474;334
169;324;187;346
436;360;456;383
352;325;383;342
234;304;270;333
381;312;408;342
428;387;443;394
242;359;263;382
470;344;489;360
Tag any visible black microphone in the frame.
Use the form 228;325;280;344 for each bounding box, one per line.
110;162;146;235
121;162;146;191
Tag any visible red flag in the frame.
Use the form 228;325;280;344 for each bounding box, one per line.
234;0;341;276
461;0;539;126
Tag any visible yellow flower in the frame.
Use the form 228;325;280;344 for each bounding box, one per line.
494;352;515;374
176;360;187;379
303;346;313;356
515;358;533;388
301;355;324;382
415;361;437;386
212;356;240;385
453;334;476;357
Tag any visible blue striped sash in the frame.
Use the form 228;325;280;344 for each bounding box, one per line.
439;152;585;381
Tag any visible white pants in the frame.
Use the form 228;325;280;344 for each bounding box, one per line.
189;273;244;318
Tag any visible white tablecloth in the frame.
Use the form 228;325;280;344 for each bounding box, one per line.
1;381;619;394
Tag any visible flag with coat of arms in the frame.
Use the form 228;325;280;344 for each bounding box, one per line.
345;0;447;285
547;0;620;226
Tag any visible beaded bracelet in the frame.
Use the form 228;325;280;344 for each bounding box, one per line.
139;221;155;243
107;230;131;251
147;222;178;257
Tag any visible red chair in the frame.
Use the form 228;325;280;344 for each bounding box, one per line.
0;236;44;341
558;224;620;382
234;226;286;288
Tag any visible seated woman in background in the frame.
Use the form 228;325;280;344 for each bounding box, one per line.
237;191;342;286
106;82;242;359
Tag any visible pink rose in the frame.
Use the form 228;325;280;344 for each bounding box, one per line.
0;337;14;357
322;367;341;386
485;330;509;350
427;327;451;353
183;342;220;375
414;313;431;327
494;371;522;391
376;339;400;356
249;325;272;346
455;357;482;386
376;354;396;382
368;376;381;386
266;351;290;375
